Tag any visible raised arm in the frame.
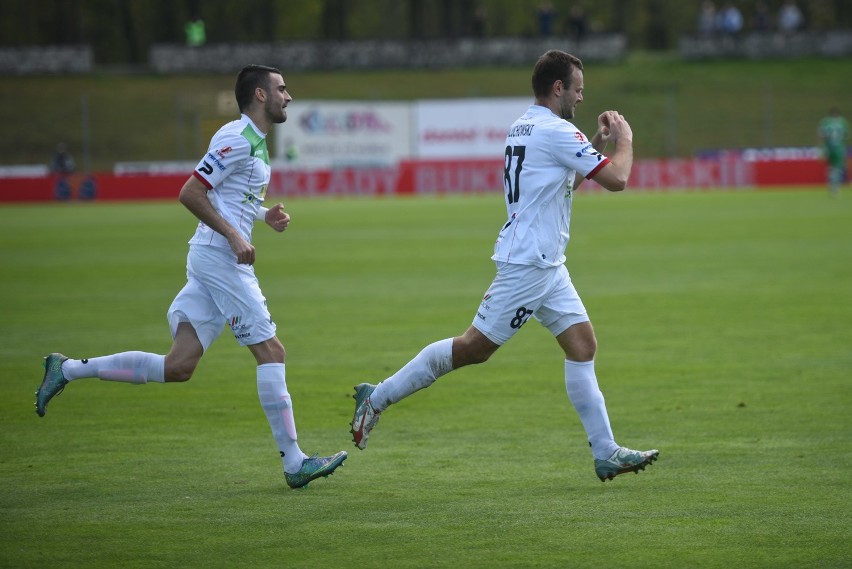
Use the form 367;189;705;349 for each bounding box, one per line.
576;110;634;192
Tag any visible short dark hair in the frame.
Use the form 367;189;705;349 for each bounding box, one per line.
531;50;584;98
235;64;282;112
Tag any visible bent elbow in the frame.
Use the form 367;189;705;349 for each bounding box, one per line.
611;169;631;191
601;176;627;192
178;175;205;206
178;186;190;206
593;162;631;192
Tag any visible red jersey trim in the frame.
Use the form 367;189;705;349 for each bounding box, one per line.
192;170;213;189
585;157;610;180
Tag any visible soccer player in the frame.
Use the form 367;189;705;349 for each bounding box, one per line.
35;64;347;489
350;50;659;482
818;107;849;197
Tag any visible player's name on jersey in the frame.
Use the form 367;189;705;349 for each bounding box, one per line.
508;124;535;138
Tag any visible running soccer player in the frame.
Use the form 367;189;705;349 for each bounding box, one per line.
35;64;347;489
818;107;849;197
350;50;659;482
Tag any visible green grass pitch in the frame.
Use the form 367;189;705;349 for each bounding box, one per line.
1;189;850;568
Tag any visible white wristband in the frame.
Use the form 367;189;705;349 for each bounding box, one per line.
255;206;268;222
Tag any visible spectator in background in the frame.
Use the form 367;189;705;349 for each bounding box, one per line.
777;0;804;32
567;5;588;42
537;2;557;37
50;142;75;174
718;2;743;36
751;1;771;32
697;1;718;36
818;107;849;197
283;138;299;164
472;5;488;37
185;16;206;47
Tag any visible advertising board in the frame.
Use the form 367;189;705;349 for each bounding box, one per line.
274;101;412;168
414;97;530;159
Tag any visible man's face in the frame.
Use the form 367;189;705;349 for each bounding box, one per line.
264;73;292;124
558;68;584;120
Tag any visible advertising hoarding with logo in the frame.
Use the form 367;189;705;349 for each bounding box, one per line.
274;101;412;168
414;97;530;159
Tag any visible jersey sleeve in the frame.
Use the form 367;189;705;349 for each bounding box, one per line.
192;129;250;190
550;123;610;179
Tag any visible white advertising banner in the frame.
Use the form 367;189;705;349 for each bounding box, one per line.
274;101;412;168
414;97;530;159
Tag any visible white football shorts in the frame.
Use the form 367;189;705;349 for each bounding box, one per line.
167;244;277;351
472;261;589;345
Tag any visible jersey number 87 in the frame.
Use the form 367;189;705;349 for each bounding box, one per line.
504;145;526;204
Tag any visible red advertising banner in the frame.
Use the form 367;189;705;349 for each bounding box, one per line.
1;156;843;203
268;156;757;196
0;174;185;203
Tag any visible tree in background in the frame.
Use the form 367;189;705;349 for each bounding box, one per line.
2;0;852;64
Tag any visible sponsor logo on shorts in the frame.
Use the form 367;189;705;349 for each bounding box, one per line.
229;315;250;337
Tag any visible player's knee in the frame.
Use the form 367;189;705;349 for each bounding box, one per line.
165;367;194;382
269;338;286;362
164;357;199;382
474;354;492;365
567;345;596;362
565;338;596;362
458;352;485;366
454;341;498;367
247;336;286;365
558;322;598;362
471;346;497;365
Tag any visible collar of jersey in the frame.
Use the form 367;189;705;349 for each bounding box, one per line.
240;114;267;139
529;104;559;119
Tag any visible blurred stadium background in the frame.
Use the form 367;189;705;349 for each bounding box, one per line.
1;0;850;198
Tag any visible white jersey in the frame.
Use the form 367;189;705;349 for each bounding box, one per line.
188;114;271;250
492;105;609;268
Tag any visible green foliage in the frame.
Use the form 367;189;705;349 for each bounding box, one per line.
2;0;852;57
1;190;850;567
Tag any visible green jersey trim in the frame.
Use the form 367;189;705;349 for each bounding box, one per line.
241;124;270;166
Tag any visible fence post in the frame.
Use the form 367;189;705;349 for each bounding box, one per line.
762;81;774;148
665;88;678;158
81;93;91;173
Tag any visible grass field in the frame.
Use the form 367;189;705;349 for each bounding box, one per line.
1;189;850;568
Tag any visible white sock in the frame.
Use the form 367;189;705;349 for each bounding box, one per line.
62;352;165;384
256;363;307;474
371;338;454;412
564;359;619;460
